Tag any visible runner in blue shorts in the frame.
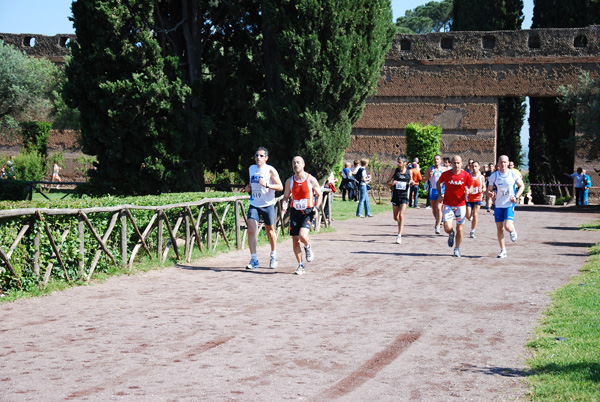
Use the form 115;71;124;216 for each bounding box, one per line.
487;155;525;259
421;154;446;234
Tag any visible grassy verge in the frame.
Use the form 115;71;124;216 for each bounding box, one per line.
526;220;600;401
330;196;391;221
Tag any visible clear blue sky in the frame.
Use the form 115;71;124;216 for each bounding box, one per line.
0;0;534;35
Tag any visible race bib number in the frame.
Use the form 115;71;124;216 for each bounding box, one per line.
252;191;262;200
472;187;479;194
293;199;308;210
395;181;407;190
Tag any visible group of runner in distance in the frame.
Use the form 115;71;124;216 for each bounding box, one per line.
243;147;524;275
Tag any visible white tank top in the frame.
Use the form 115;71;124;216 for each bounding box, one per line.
249;164;276;207
428;166;444;187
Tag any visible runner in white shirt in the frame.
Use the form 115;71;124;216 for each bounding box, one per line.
421;154;446;234
487;155;524;259
243;147;284;270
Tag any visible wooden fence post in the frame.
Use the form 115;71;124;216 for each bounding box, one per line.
157;209;163;260
120;210;127;268
78;215;85;277
207;205;213;252
235;201;241;250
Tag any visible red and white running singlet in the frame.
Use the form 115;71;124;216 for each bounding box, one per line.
290;173;315;210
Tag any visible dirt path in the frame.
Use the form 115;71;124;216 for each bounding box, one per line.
0;205;597;401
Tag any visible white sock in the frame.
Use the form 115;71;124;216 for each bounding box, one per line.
270;251;277;257
251;253;257;260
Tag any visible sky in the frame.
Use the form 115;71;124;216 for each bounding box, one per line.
0;0;534;166
0;0;534;35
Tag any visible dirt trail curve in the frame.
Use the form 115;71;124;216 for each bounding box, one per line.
0;205;597;401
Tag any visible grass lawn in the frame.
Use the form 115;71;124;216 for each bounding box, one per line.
526;220;600;401
330;195;391;221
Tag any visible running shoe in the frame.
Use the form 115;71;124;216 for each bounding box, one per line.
305;245;314;262
470;230;476;238
426;206;431;209
435;226;441;235
510;230;518;242
487;208;491;213
453;247;461;258
246;259;260;270
395;235;402;244
269;255;278;269
497;249;507;259
447;230;455;247
293;264;305;275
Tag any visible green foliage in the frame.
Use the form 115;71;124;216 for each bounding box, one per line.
453;0;523;31
0;191;245;292
260;0;395;180
0;180;29;201
0;45;58;134
529;98;575;203
405;123;442;171
12;152;46;182
368;153;394;204
558;72;600;160
65;0;193;195
532;0;600;29
21;121;52;159
526;235;600;401
497;97;526;166
396;0;454;33
73;154;96;177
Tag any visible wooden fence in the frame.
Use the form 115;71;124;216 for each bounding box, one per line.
0;190;333;289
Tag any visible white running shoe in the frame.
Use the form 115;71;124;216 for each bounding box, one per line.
269;255;278;269
470;230;475;238
497;249;507;259
293;264;305;275
305;245;314;262
395;235;402;244
435;226;441;235
453;247;461;258
510;230;518;242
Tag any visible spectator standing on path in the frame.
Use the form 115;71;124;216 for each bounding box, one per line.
243;147;284;270
564;167;586;207
355;159;373;218
437;155;473;258
282;156;322;275
421;154;446;234
465;161;486;239
340;162;355;201
387;156;411;244
409;158;422;208
488;155;525;259
583;169;592;205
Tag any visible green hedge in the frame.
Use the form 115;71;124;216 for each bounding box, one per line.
0;180;30;201
0;192;248;292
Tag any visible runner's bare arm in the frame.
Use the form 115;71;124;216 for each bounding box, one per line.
282;178;292;212
265;168;284;192
421;166;432;183
311;176;323;210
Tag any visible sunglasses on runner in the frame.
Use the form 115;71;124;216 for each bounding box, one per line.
255;154;266;158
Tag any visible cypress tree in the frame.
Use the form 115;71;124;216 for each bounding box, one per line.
452;0;525;167
259;0;395;178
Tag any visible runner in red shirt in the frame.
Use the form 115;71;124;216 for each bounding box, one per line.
436;155;473;258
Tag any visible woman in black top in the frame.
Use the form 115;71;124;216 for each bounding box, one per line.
387;156;412;244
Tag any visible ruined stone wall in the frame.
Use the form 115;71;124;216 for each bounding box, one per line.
1;33;74;65
350;26;600;202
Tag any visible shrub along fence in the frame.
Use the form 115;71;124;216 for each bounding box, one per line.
0;190;333;292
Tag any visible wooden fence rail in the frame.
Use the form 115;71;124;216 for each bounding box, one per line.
0;190;333;289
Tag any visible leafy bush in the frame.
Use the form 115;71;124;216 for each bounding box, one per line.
12;151;46;182
405;122;442;171
21;121;52;159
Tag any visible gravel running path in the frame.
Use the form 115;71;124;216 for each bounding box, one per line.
0;204;597;401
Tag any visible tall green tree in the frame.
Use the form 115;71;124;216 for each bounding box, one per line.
0;45;58;135
452;0;525;166
558;72;600;160
260;0;395;178
396;0;453;34
65;0;192;195
530;0;600;201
